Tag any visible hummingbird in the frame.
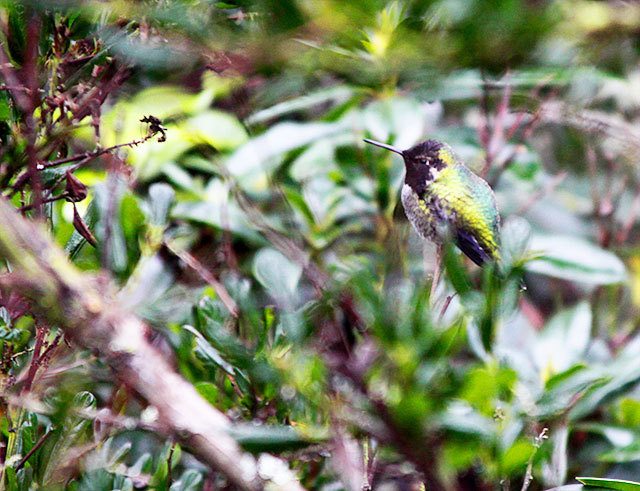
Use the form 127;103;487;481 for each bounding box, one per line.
364;138;501;267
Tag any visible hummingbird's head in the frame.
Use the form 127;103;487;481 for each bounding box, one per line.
401;139;454;173
363;138;455;191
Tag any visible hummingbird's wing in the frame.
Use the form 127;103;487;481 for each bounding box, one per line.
454;228;493;266
430;164;501;266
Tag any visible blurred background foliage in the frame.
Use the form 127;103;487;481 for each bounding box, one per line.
2;0;640;489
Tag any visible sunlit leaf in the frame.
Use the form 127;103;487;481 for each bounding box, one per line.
180;110;248;150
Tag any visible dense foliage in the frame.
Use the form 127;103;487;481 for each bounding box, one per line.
1;0;640;489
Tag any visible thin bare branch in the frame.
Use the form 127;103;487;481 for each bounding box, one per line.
15;428;54;471
517;171;568;215
616;182;640;245
164;241;239;318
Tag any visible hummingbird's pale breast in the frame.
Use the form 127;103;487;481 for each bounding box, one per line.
400;183;443;242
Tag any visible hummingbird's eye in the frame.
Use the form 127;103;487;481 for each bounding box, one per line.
420;158;428;165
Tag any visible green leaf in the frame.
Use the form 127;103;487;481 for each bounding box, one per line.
577;477;640;490
225;121;346;192
501;439;535;475
171;178;263;243
192;301;255;370
253;248;302;306
180;110;248;151
246;86;354;126
526;235;626;285
283;186;316;227
170;469;203;491
229;424;320;453
534;302;592;376
0;91;11;121
435;401;496;439
535;368;607;419
597;441;640;463
570;359;640;420
442;242;472;296
289;139;338;182
183;324;235;375
117;254;177;316
576;423;635;448
363;96;427;150
146;183;175;226
195;381;219;406
500;216;532;270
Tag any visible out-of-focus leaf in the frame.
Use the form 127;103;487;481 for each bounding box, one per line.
194;381;219;406
225;120;347;192
246;86;355;126
0;92;11;121
501;439;534;476
253;248;302;306
576;423;635;448
442;242;472;296
506;149;542;181
150;441;179;487
194;301;256;370
289;139;338;182
570;359;640;420
542;424;568;487
500;216;532;270
117;254;177;315
616;398;640;427
171;178;263;243
229;424;320;453
363;96;428;150
533;302;592;377
183;324;235;375
597;442;640;463
146;183;175;227
526;235;626;285
170;469;202;491
283;187;316;228
534;367;607;419
435;401;496;439
93;179;144;274
180;110;248;150
106;30;188;70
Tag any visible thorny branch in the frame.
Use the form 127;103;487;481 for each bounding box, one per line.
8;119;165;198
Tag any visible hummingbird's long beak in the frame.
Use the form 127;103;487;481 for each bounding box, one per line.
363;138;403;155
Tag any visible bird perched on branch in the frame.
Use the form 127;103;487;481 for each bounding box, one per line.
364;138;501;291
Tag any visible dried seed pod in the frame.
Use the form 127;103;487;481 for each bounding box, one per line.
72;203;97;247
65;171;88;203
